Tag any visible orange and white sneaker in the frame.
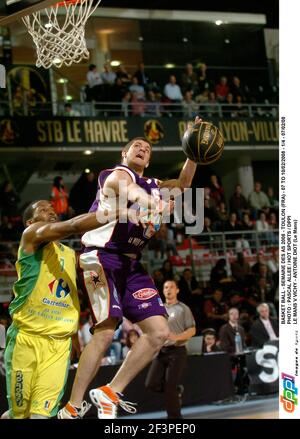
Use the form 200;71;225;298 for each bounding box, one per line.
57;401;91;419
89;385;137;419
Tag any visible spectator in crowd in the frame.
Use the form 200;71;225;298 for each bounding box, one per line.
197;63;209;94
145;90;162;117
251;253;267;275
203;288;228;332
181;63;198;94
241;213;254;231
178;268;201;307
121;91;132;117
204;91;220;117
201;328;221;353
268;213;279;243
210;259;229;289
235;95;249;117
115;64;131;85
0;181;20;217
209;174;225;204
131;92;146;116
161;260;174;281
223;93;237;118
134;62;151;88
256;212;275;245
50;176;69;220
230;76;246;101
181;91;199;118
164;75;183;103
86;64;103;101
248;182;270;218
267;187;279;209
254;264;275;303
61;102;81;117
129;76;145;100
69;170;97;216
204;198;218;223
229;184;250;220
122;329;140;359
231;253;251;287
202;216;213;233
225;212;241;245
215;76;229;102
215;202;229;231
110;77;128;103
250;303;279;348
219;308;246;354
101;62;117;85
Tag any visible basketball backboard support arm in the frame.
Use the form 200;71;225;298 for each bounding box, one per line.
0;0;56;25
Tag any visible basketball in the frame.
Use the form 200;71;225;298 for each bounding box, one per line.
182;122;224;165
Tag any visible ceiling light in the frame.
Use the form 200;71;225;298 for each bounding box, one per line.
85;168;91;173
225;39;230;44
215;20;223;26
182;37;188;43
83;150;93;156
65;95;73;101
110;60;121;67
165;63;175;69
138;36;144;42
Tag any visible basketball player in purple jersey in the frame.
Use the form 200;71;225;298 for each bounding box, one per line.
58;117;201;419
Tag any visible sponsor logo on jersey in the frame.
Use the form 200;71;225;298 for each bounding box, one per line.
132;288;158;301
89;270;106;289
15;370;23;407
44;400;51;410
48;278;70;299
112;304;121;310
138;302;152;310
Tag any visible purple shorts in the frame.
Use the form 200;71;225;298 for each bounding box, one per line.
79;249;167;325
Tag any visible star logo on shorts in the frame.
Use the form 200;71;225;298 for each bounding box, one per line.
90;271;103;289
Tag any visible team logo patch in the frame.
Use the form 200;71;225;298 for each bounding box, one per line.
89;271;106;289
48;278;70;299
132;288;158;300
138;302;152;310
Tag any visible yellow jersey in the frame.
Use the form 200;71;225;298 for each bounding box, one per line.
10;241;80;337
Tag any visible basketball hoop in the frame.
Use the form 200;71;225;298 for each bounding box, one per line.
22;0;102;69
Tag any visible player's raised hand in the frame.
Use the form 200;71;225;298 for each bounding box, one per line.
187;115;202;130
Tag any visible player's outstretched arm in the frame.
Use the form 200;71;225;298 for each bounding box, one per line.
22;209;126;250
158;116;202;191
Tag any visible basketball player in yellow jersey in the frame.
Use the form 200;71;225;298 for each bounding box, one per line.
1;200;135;419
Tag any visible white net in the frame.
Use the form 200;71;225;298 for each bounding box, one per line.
22;0;102;69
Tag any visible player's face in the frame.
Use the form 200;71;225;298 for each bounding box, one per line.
163;281;179;301
31;201;58;224
126;140;151;169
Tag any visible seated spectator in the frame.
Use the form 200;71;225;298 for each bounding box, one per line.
209;174;225;204
145;90;162;116
251;253;267;275
164;74;183;103
268;212;279;232
241;213;254;233
86;64;103;101
204;91;220;117
203;288;228;332
256;212;276;245
219;308;246;354
254;264;275;302
235;95;249;117
181;63;198;94
181;91;199;118
250;303;279;348
197;63;210;94
223;93;237;118
248;182;270;218
215;202;229;231
160;260;174;281
110;77;128;103
201;328;221;353
203;216;213;233
215;76;229;102
225;212;241;245
122;329;140;359
101;62;117;85
0;180;20;217
235;235;251;254
204;198;218;223
231;253;251;286
129;76;145;100
131;92;146;116
134;62;151;88
61;102;81;117
116;64;131;85
178;268;201;307
267;187;279;209
210;259;229;289
229;184;250;221
230;76;246;101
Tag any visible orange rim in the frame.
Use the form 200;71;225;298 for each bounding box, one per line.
56;0;83;7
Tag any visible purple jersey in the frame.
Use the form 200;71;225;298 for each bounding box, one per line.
81;164;161;255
